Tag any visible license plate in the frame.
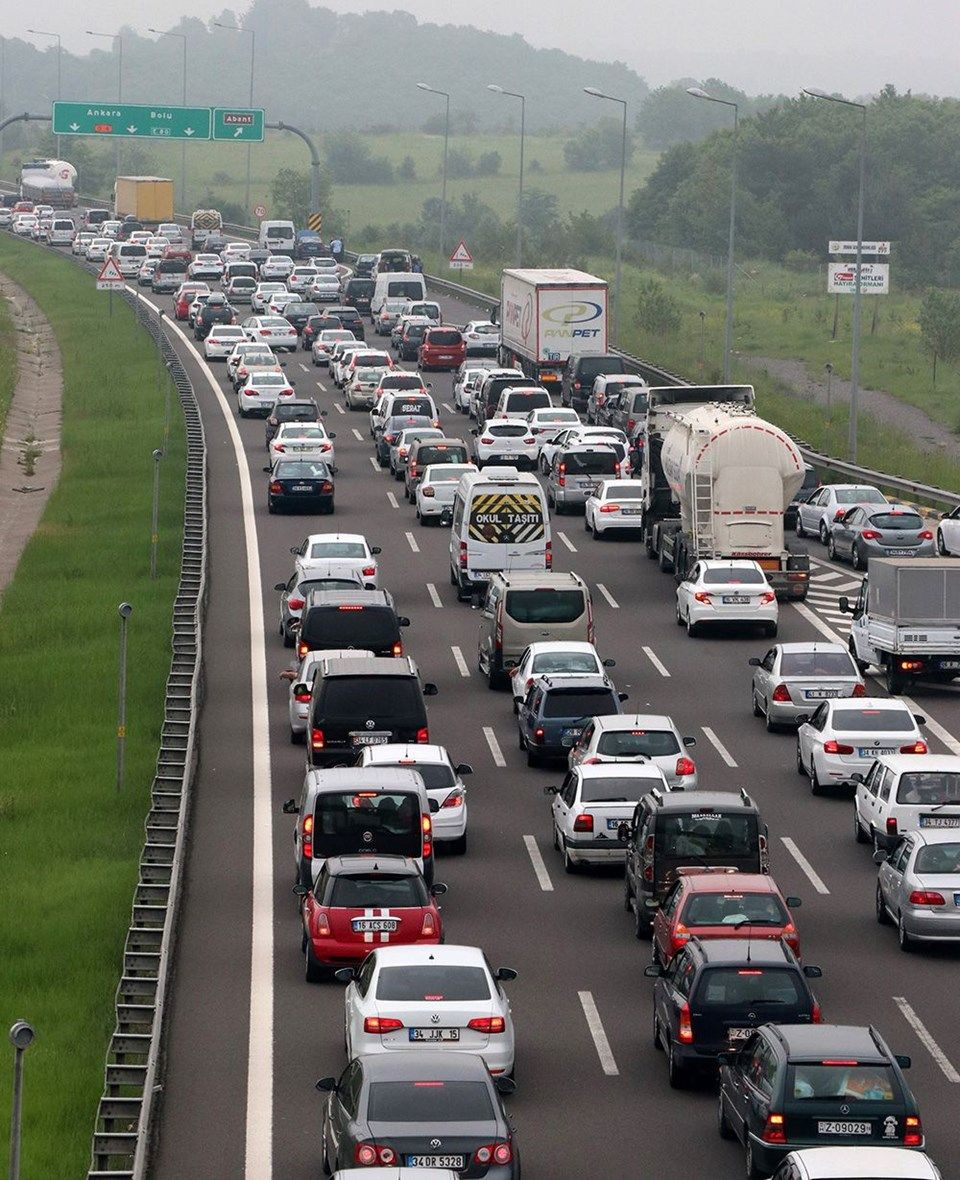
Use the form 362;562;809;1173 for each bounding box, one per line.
291;484;314;492
886;549;912;556
606;817;625;830
818;1121;870;1135
409;1027;460;1042
350;732;390;746
406;1158;466;1170
723;595;750;604
941;661;960;670
352;917;398;932
561;727;584;744
920;815;960;828
621;508;641;515
858;746;895;757
728;1027;753;1043
805;689;841;698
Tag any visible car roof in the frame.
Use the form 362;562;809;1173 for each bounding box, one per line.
370;944;487;969
487;418;530;428
308;767;426;792
324;854;420;877
305;588;388;606
688;937;794;965
359;1050;490;1081
775;642;847;653
699;558;763;569
525;641;598;655
593;713;678;731
824;697;911;711
491;571;585;588
576;762;666;781
319;656;415;679
786;1146;939;1179
649;789;760;813
906;827;960;847
874;754;960;773
680;871;780;894
772;1024;886;1060
536;674;612;691
305;532;368;545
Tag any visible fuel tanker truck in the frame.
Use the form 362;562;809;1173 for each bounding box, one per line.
19;159;78;207
641;386;810;600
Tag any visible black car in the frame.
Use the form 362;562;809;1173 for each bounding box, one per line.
397;321;430;361
376;415;435;466
718;1023;923;1177
246;246;271;268
266;458;334;515
342;276;374;314
265;399;322;447
317;1051;518;1177
297;589;408;662
354;253;377;278
194;295;236;339
302;314;346;351
284;301;322;335
204;233;229;254
645;938;822;1089
325;304;365;341
561;352;623;413
116;218;143;240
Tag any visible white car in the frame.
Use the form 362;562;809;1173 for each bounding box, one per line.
415;463;478;524
453;364;497;412
771;1147;941;1180
796;483;888;542
12;215;39;237
526;407;581;443
293;532;381;588
332;346;376;389
370;391;440;437
346;367;393;410
306;274;343;303
241;315;299;351
137;260;158;286
72;231;96;255
275;566;366;646
287;265;320;293
312;329;355;367
0;208;13;228
269;422;336;468
259;254;295;281
221;242;250;262
473;419;538;469
854;753;960;851
462;320;500;356
567;713;698;790
548;762;669;871
339;945;517;1075
796;697;927;795
227;343;277;385
188;253;225;280
389;428;443;479
100;220;123;238
237;370;296;417
584;478;645;537
359;743;471;852
510;642;613;710
145;236;169;258
204;324;248;360
267;290;302;316
936;504;960;556
85;236;113;260
676;559;779;638
251;283;288;313
538;426;627;474
128;231;153;245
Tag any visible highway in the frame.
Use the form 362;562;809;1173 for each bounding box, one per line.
64;243;960;1177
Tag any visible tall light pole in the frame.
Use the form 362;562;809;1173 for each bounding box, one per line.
687;87;739;383
8;1020;36;1180
28;30;62;157
417;82;450;263
86;31;123;176
0;37;6;169
214;21;255;220
149;28;187;212
116;602;133;792
487;84;526;267
803;87;867;462
584;87;628;348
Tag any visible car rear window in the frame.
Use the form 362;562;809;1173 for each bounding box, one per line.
543;689;618;718
425;466;473;484
596;729;680;758
275;461;331;479
376;965;490;1002
531;652;599;675
505;589;585;624
303;609;400;651
683;891;788;926
324;871;427;908
579;775;659;803
576;357;621;381
277;406;319;422
563;450;618;475
381;375;425;390
780;651;856;676
915;842;960;872
346;279;374;295
836;487;886;504
832;708;915;732
895;772;960;805
297;578;359;597
659;813;758;859
159;259;188;273
505;391;552;412
390;397;432;416
868;512;923;530
427;329;463;346
387;281;426;300
416;444;468;466
308;542;367;559
789;1064;896;1101
702;568;765;585
367;1080;493;1123
377;762;455;792
488;424;528;438
355;354;391;367
697;967;804;1007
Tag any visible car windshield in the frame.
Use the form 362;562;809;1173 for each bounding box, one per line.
531;652;599;675
563;450;619;474
698;967;803;1007
789;1064;896;1101
505;589;585;624
305;609;399;650
896;772;960;805
366;1081;493;1123
596;729;680;758
275;461;331;479
325;872;427;908
543;689;618;718
702;568;765;585
683;892;788;926
914;843;960;873
868;512;923;530
780;651;856;676
836;487;886;504
376;964;490;1001
659;813;758;859
580;775;660;803
832;708;914;732
308;542;367;559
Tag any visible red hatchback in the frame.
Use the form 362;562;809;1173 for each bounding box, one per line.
652;867;802;966
419;326;466;371
296;855;445;982
174;283;209;320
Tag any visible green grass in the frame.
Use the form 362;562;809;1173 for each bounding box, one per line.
0;236;187;1179
0;289;14;436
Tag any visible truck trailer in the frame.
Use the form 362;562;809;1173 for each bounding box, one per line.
113;177;174;225
20;159;78;208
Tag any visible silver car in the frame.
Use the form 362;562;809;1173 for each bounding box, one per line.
546;444;621;512
274;567;365;647
875;829;960;950
750;642;865;730
828;504;935;569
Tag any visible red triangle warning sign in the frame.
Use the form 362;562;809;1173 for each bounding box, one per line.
449;239;473;263
97;256;125;283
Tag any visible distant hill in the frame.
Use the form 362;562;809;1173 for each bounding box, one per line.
1;3;649;134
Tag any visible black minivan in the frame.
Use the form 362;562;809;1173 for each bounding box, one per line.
342;277;374;314
562;353;623;413
296;589;409;660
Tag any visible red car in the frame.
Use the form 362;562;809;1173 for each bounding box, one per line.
174;283;210;321
419;326;466;371
652;867;802;966
296;855;444;982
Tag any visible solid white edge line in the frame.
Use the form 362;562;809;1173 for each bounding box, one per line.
642;646;671;678
780;836;830;895
578;991;619;1076
386;492;399;509
701;725;738;767
133;291;274;1175
893;996;960;1083
405;531;420;553
483;725;506;767
426;582;443;608
596;583;619;609
556;530;577;552
522;834;554;892
451;645;470;677
791;600;844;643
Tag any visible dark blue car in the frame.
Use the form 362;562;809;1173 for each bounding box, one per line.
517;674;626;766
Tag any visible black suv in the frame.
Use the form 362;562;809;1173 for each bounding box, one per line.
623;788;769;936
342;277;374;314
718;1023;923;1176
194;294;236;339
265;399;322;448
562;352;623;413
283;301;322;335
296;589;409;661
324;305;365;341
645;938;822;1089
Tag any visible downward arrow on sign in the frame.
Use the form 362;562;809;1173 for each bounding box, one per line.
69;122;80;131
184;128;195;136
127;125;137;134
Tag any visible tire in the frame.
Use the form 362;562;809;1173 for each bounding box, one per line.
653;1010;664;1051
937;528;950;556
795;516;806;538
267;502;276;515
676;601;685;627
623;873;633;912
848;639;869;677
809;756;824;796
886;660;905;696
717;1092;735;1140
852;544;864;572
876;882;892;925
745;1137;763;1180
667;1040;687;1089
854;804;869;843
290;727;305;745
764;706;779;733
634;899;651;941
305;941;325;983
686;615;700;638
447;832;467;856
584;515;592;533
752;691;763;718
765;624;778;638
562;842;580;874
526;746;541;768
827;535;837;560
796;741;807;776
897;913;913;952
819;519;829;544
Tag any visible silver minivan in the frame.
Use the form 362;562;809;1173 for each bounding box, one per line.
547;444;621;513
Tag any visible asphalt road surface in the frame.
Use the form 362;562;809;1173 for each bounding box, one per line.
65;244;960;1179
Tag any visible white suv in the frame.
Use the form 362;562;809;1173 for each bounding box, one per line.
855;754;960;851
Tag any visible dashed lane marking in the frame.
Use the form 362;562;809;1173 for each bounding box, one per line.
426;583;443;608
556;531;577;553
578;991;619;1076
642;647;670;678
369;456;382;472
596;583;619;609
483;726;506;767
780;836;830;895
352;428;364;441
451;646;470;677
333;401;344;413
405;531;420;553
702;725;737;767
523;835;554;892
893;996;960;1083
386;492;399;509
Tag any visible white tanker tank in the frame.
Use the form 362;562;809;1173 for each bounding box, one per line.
20;160;78;208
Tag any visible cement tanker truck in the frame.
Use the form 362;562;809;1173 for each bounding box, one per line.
19;159;78;208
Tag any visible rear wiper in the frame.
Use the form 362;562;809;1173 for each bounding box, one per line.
593;797;629;803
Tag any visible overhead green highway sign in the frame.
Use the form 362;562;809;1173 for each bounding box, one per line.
212;108;265;142
52;102;213;140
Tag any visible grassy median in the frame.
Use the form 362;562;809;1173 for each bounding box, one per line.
0;236;187;1179
0;290;13;436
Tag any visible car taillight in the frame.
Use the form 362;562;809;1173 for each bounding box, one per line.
558;462;566;486
321;481;333;493
272;443;285;452
384;433;398;444
860;529;881;540
416;726;429;743
627;418;636;432
441;788;464;809
886;816;899;837
310;727;324;751
678;1002;694;1044
524;436;535;444
302;814;314;860
909;890;945;906
269;480;283;494
903;1116;923;1146
545;540;552;569
408;463;418;477
614;461;621;476
421;485;435;497
362;565;376;577
287;597;305;612
294;690;311;704
852;682;866;696
480;437;494;445
474;1142;513;1166
364;1017;403;1033
573;814;594;832
900;741;927;754
759;591;776;604
762;1114;786;1144
834;508;846;519
672;923;690;948
354;1143;395;1167
822;740;854;754
459;541;468;569
771;683;791;702
467;1016;506;1034
811;998;822;1023
599;503;620;513
312;908;330;936
533;727;544;741
675;756;696;777
421;911;437;936
297;640;309;658
260;329;271;336
694;591;712;603
918;530;934;540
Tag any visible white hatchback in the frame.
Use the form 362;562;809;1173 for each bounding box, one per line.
359;743;471;852
203;324;247;360
676;559;778;638
584;478;645;537
293;532;381;589
415;463;478;525
509;641;612;712
473;419;538;469
269;422;336;468
567;713;699;790
797;698;927;794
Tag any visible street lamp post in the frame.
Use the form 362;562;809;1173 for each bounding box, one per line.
687;87;739;383
214;22;255;220
417;83;450;264
27;31;62;157
803;87;867;462
487;84;526;267
149;29;187;211
150;449;163;581
8;1020;36;1180
116;602;133;792
584;87;628;348
86;31;123;175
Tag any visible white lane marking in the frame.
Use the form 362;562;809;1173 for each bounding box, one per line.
426;582;443;608
442;401;454;413
701;726;737;767
899;694;960;756
333;401;344;413
811;569;843;582
578;991;619;1077
483;725;506;767
893;996;960;1083
523;834;554;892
132;289;274;1175
792;600;844;643
316;380;328;392
386;492;399;509
298;362;310;372
352;428;364;441
556;530;577;552
596;583;619;608
451;645;470;677
369;456;382;472
405;531;420;553
780;836;830;895
642;646;670;678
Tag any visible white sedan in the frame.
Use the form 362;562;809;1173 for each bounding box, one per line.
203;324;248;361
340;944;517;1075
258;255;295;281
676;559;778;637
72;232;95;255
287;266;320;293
267;291;302;316
311;329;355;367
359;743;471;852
415;463;478;524
797;698;927;795
462;320;500;356
237;370;296;417
145;236;170;258
306;274;343;303
241;315;299;351
936;505;960;556
526;407;581;443
293;532;381;588
269;422;336;468
584;478;645;537
228;344;278;387
188;253;225;280
84;236;111;260
473;419;538;469
510;641;613;711
251;283;288;313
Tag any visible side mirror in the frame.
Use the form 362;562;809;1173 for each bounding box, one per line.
292;683;309;697
786;897;802;908
543;785;559;795
644;897;660;910
315;1076;338;1093
795;714;810;726
455;762;473;775
802;965;823;978
851;772;866;784
289;380;296;388
838;596;850;613
371;546;382;555
914;714;926;726
398;616;411;627
320;409;329;416
290;546;300;555
334;967;355;983
643;963;662;977
895;1054;912;1070
263;465;272;473
495;967;518;982
683;736;697;747
327;431;336;439
292;884;308;897
494;1076;516;1096
602;658;616;667
274;581;287;591
423;682;439;696
282;799;300;814
873;849;888;865
431;882;448;896
428;799;439;814
618;692;630;702
748;657;762;667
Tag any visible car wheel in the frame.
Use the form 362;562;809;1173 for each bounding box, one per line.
686;614;699;638
290;728;304;745
745;1137;763;1180
717;1091;735;1139
876;882;892;925
854;805;869;843
937;528;950;556
819;519;829;544
634;900;651;941
526;746;541;768
827;535;837;560
623;872;633;911
667;1040;687;1089
809;756;824;796
848;639;870;676
553;823;560;851
304;941;325;983
267;501;276;514
584;514;592;533
652;1010;663;1051
764;705;779;732
676;600;685;627
852;544;863;572
562;841;580;874
796;741;807;776
752;691;763;718
897;913;913;952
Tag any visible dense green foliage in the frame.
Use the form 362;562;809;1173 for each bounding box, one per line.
564;117;637;172
636;78;783;149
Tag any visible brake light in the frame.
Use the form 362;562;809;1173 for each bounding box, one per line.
860;529;881;540
468;1016;506;1033
852;682;866;696
354;1143;395;1167
417;726;429;744
480;437;494;445
495;605;503;652
909;890;945;906
398;447;409;457
474;1142;513;1166
421;486;435;497
627;418;636;432
761;1114;786;1144
811;999;822;1023
900;741;927;754
675;756;696;777
545;540;552;569
245;389;259;397
599;503;620;513
678;1002;694;1044
834;508;846;519
672;923;690;947
364;1017;403;1033
822;740;854;754
918;530;934;540
269;480;283;494
558;462;566;487
408;463;418;477
392;641;403;657
886;817;899;836
259;329;271;336
321;481;333;493
312;908;330;936
524;436;535;444
297;641;309;659
573;814;594;832
295;690;312;704
421;911;437;936
441;788;464;809
361;565;376;577
614;461;621;476
771;683;791;702
694;591;712;603
310;727;324;751
302;814;314;860
459;541;468;569
904;1116;923;1146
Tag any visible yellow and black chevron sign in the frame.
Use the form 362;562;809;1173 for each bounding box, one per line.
469;493;545;543
307;211;323;233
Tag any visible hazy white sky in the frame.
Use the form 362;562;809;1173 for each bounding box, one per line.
9;0;960;97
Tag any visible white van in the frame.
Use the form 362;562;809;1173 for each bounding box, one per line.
371;272;428;316
449;467;551;600
108;241;148;276
258;219;296;254
48;218;76;247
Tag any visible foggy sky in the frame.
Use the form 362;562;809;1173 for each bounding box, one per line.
10;0;960;98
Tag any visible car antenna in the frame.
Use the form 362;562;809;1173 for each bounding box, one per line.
734;916;752;963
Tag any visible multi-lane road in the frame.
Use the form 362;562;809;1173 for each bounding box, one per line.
62;244;960;1177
